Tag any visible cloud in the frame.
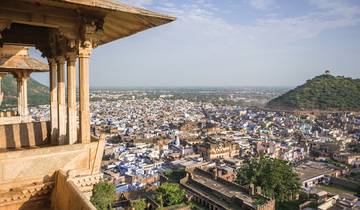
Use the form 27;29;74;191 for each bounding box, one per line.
252;0;360;42
308;0;360;18
83;0;360;87
248;0;274;10
154;0;360;47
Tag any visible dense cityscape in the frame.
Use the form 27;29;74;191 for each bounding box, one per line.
1;1;360;210
29;88;360;210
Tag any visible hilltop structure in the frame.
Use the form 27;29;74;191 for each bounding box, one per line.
267;73;360;111
0;0;174;209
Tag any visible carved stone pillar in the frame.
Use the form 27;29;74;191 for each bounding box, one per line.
66;53;77;144
16;72;29;116
49;58;58;145
57;56;67;145
78;43;92;144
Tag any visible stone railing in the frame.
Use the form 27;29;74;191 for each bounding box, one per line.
0;115;32;126
0;121;49;150
51;170;98;210
0;107;32;125
0;111;17;117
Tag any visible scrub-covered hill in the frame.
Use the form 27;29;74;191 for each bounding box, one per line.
1;74;49;107
267;73;360;111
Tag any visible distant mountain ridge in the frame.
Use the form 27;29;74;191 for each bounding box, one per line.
1;74;49;107
266;73;360;111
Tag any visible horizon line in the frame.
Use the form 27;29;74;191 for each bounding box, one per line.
88;85;293;89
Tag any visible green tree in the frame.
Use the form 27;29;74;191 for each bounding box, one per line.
267;74;360;111
164;169;187;183
236;157;301;202
130;199;147;210
154;183;186;207
90;181;117;210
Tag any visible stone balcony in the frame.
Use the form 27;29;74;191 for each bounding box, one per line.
0;0;175;209
0;121;105;210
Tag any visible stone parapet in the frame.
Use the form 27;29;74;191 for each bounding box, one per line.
0;135;105;209
0;116;32;126
51;170;100;210
0;111;17;118
0;121;48;150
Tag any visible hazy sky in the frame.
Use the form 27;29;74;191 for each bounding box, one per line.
32;0;360;87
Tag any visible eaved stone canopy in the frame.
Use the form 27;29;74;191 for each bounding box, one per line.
0;45;49;123
0;1;174;210
0;45;48;72
0;0;175;51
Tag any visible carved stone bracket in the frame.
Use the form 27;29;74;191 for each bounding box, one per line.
35;29;59;60
80;15;104;49
29;14;105;61
55;35;68;58
66;39;78;61
47;57;56;66
66;51;77;63
12;71;30;80
78;43;92;58
55;55;65;65
37;29;78;61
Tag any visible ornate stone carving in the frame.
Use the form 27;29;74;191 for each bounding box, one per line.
55;55;65;65
78;44;92;58
80;15;104;49
66;51;77;63
36;29;58;59
12;71;30;80
70;173;102;191
0;182;54;207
